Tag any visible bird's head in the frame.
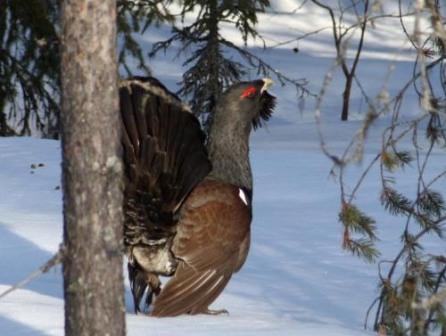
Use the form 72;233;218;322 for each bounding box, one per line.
213;78;276;133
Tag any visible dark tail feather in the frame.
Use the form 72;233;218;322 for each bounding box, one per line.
128;263;147;313
120;77;211;312
128;262;162;313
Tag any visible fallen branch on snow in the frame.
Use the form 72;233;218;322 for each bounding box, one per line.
0;245;64;300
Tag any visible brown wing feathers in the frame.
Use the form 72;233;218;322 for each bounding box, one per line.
151;264;231;316
151;180;251;317
120;77;211;312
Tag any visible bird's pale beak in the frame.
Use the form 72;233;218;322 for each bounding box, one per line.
261;78;274;93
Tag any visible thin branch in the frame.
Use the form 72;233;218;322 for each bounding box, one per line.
0;246;64;300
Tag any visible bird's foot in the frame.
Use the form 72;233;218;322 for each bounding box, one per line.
204;308;229;316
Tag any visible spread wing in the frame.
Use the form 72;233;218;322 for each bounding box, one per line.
151;179;251;317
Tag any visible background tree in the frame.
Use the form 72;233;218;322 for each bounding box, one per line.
309;0;446;333
60;0;125;335
1;0;310;137
368;2;446;333
117;0;174;75
0;0;173;138
310;0;370;121
0;0;60;137
150;0;309;130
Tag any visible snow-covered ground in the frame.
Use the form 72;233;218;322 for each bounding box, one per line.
1;1;445;335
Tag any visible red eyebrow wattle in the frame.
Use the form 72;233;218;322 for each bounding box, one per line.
241;86;257;98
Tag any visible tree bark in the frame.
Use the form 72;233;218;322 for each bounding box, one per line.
60;1;125;335
0;99;14;136
204;0;221;131
208;0;220;100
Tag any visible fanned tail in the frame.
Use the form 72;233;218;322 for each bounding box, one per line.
119;77;211;312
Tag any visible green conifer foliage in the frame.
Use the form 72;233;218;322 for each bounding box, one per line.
0;0;173;138
117;0;174;75
150;0;308;131
0;0;59;137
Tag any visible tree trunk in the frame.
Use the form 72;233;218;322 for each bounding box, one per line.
208;0;220;100
0;98;14;136
60;1;125;335
204;0;221;131
0;110;11;136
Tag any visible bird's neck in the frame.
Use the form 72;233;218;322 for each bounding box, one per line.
206;116;252;190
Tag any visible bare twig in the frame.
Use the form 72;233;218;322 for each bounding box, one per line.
0;246;64;300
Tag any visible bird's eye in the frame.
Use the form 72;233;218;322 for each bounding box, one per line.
240;86;257;99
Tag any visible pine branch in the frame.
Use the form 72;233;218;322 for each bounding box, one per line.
380;187;412;216
339;203;379;262
344;238;380;262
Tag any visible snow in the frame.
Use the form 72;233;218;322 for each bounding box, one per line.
1;138;383;336
1;1;445;335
